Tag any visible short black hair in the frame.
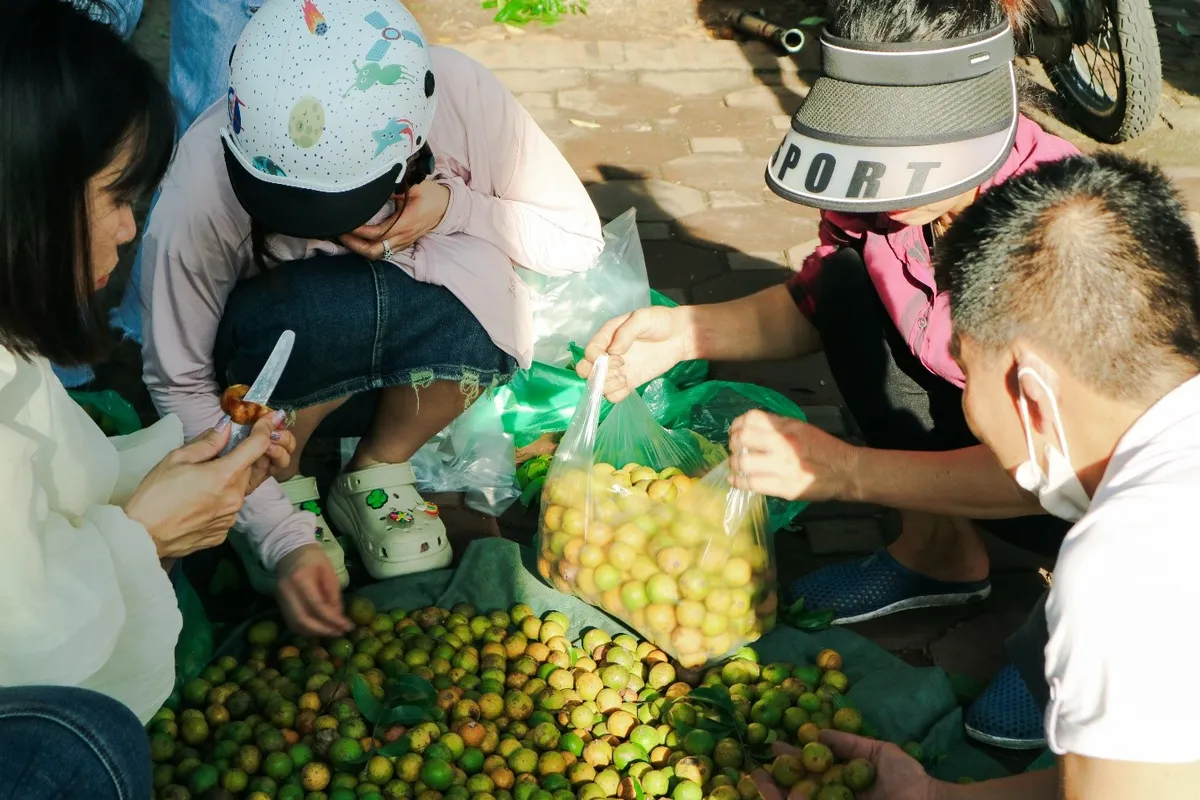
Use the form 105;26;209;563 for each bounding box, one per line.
936;153;1200;401
0;0;175;365
829;0;1022;43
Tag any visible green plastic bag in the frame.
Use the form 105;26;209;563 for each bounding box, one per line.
491;289;709;449
171;566;214;689
67;389;142;436
643;380;811;532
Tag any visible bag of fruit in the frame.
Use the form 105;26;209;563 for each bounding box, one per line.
537;355;778;668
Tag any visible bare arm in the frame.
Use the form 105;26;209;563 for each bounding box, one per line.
845;442;1044;519
686;284;823;363
936;766;1059;800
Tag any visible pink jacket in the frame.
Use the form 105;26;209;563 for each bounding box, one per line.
141;46;603;568
789;116;1080;388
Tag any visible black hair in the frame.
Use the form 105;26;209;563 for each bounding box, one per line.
936;153;1200;401
0;0;175;365
246;144;437;272
829;0;1026;42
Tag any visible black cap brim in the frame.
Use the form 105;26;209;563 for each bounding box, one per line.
223;140;402;240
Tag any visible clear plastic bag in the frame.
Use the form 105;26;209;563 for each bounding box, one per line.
537;356;778;668
407;398;521;516
521;208;651;368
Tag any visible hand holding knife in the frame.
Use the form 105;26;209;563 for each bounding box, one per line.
219;330;295;457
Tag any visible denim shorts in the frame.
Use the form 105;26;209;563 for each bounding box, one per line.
214;254;516;437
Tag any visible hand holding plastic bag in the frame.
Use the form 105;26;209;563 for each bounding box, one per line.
537;355;778;668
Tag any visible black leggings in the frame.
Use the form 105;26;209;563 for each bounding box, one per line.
807;247;1063;707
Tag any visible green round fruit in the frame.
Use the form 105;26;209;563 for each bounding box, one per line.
420;759;455;792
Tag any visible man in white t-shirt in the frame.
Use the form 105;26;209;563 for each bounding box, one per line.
756;153;1200;797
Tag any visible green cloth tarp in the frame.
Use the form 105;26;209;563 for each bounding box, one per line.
355;538;1008;783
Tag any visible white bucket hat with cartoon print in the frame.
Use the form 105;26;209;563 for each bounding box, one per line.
221;0;438;238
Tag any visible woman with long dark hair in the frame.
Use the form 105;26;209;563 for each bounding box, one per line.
0;3;294;796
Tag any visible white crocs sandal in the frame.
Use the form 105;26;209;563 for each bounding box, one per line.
281;475;349;589
228;476;350;595
325;462;452;580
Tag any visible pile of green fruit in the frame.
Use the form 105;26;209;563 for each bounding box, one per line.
145;599;873;800
537;463;776;669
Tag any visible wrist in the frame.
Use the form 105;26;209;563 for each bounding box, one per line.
835;441;867;503
675;304;702;362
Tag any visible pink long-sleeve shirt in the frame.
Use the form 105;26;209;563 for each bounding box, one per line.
142;46;603;569
788;116;1079;388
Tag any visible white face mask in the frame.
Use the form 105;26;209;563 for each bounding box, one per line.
1013;368;1092;522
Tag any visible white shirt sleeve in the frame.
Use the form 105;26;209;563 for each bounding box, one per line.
0;401;182;725
1044;489;1200;764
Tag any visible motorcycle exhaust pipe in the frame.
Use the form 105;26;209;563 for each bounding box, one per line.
727;10;806;54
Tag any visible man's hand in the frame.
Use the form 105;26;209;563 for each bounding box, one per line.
340;181;451;259
578;306;694;403
750;738;939;800
275;544;353;637
728;410;857;502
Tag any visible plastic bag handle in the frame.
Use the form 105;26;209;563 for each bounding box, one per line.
554;354;608;465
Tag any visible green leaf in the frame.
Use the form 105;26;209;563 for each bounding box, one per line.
392;674;437;706
690;686;736;715
378;705;433;727
520;476;546;508
1176;21;1192;37
352;674;384;724
798;15;826;26
781;598;835;631
377;738;414;758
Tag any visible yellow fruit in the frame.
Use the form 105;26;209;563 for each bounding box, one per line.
676;601;705;629
563;509;586;536
587;523;613;547
593;463;616;476
669;475;693;494
646;481;678;503
543;505;565;532
630;467;658;484
723;558;752;587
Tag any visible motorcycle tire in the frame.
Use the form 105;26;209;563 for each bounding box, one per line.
1046;0;1161;143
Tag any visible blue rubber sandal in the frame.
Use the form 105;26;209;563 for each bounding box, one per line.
965;663;1047;749
788;549;992;625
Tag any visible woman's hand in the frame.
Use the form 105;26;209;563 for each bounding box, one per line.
750;737;941;800
340;181;451;259
728;410;857;502
125;414;289;559
579;306;694;403
276;544;354;637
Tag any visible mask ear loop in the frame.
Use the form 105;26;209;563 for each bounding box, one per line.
1016;367;1073;465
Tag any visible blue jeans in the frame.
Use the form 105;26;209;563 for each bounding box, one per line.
56;0;259;389
0;685;152;800
212;254;517;435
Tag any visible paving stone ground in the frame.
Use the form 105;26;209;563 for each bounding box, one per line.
117;0;1198;758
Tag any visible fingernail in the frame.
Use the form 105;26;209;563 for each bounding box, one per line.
271;409;287;426
270;430;282;442
216;415;231;431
